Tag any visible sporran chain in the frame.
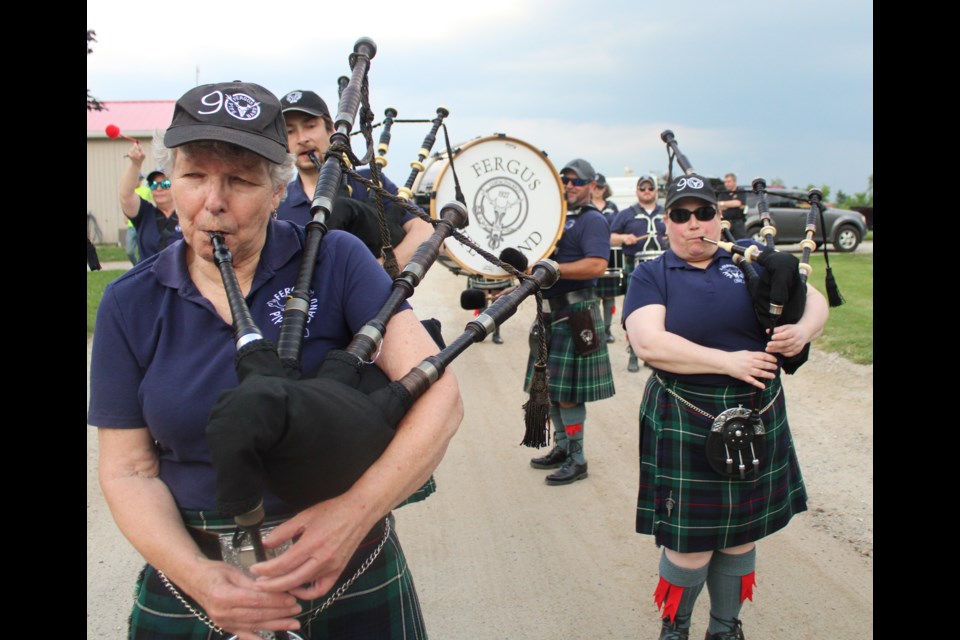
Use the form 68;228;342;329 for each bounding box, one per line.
653;374;781;419
156;516;391;638
156;569;225;635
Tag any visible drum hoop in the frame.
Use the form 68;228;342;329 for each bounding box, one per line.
426;134;567;279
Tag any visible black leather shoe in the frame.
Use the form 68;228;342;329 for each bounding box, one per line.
704;617;745;640
627;357;640;372
605;333;615;344
492;333;504;344
530;446;568;469
660;617;691;640
545;459;587;485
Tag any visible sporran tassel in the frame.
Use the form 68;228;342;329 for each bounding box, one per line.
521;292;551;447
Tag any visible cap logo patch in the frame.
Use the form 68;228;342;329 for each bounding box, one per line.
285;91;303;104
676;176;704;191
224;94;261;120
196;90;261;121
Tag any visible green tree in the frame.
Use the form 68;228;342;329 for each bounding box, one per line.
835;174;872;209
87;30;106;112
803;184;831;202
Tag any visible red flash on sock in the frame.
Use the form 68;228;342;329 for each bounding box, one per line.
741;571;756;603
654;577;683;622
565;423;583;436
473;309;480;316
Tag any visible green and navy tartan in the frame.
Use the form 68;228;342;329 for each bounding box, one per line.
636;375;807;553
596;273;622;299
523;299;615;403
127;512;426;639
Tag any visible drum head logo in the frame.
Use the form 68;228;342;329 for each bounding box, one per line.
428;136;566;278
225;93;261;121
473;177;528;250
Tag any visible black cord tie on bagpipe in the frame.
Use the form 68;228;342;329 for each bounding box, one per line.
806;189;845;308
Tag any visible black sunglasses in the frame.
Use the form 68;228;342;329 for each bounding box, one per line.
668;206;716;223
560;176;590;187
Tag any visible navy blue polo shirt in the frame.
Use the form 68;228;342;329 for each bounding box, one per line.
131;198;183;260
276;169;416;227
622;247;776;385
610;203;667;259
87;220;408;511
546;205;611;298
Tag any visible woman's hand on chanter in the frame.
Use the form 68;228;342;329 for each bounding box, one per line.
249;496;373;600
187;558;303;638
764;323;811;358
723;350;779;390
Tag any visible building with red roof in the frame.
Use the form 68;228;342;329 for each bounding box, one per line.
87;101;175;246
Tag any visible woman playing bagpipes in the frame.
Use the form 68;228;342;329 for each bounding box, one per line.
87;79;463;639
622;173;828;640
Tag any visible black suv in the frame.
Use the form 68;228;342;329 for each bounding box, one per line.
741;189;867;252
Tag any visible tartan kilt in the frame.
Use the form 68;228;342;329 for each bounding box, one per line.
596;273;622;299
636;375;807;553
128;512;426;640
523;299;615;403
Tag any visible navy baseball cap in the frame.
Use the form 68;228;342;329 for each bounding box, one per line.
163;81;288;164
280;90;331;118
560;158;597;182
665;173;718;208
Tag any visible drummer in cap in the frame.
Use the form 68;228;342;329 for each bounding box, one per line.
524;158;615;485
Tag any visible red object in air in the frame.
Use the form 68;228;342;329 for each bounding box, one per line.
105;124;138;143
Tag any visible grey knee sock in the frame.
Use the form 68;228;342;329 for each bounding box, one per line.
706;547;756;635
550;404;567;451
603;299;614;333
656;551;709;628
559;403;587;464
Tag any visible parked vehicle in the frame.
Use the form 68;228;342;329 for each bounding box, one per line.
742;189;867;252
850;206;873;231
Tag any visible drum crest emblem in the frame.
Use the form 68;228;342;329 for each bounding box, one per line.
473;177;528;250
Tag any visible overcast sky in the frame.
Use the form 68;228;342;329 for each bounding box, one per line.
87;0;873;197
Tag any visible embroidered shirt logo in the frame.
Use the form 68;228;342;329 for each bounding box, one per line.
720;264;745;283
223;93;261;121
267;287;318;330
284;91;303;104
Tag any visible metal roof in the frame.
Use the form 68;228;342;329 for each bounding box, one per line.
87;101;176;138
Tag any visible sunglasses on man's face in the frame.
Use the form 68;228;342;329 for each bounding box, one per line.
560;176;590;187
637;185;656;192
668;206;716;223
149;179;172;191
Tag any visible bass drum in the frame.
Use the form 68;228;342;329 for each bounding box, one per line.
413;134;566;279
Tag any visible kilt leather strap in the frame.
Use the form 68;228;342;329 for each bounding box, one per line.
541;287;597;313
